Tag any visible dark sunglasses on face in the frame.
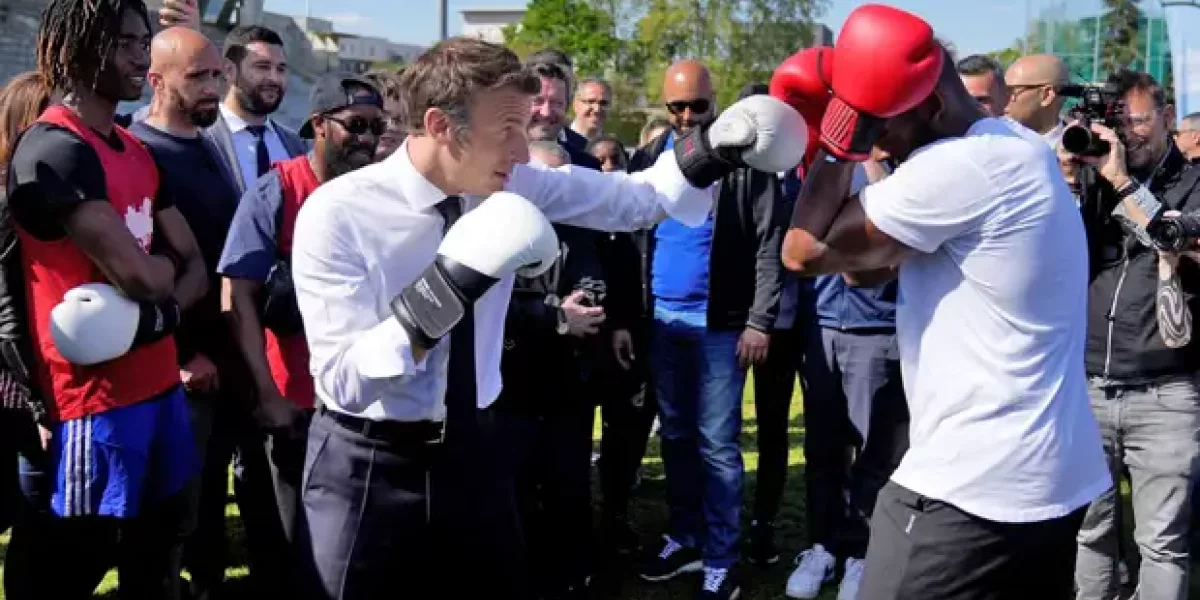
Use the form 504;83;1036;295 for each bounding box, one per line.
324;115;385;137
666;99;711;115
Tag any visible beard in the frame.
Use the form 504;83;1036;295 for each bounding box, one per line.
1125;137;1163;171
175;92;220;128
528;118;563;142
322;139;377;179
233;71;283;116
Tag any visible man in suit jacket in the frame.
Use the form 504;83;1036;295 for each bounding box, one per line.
209;25;308;194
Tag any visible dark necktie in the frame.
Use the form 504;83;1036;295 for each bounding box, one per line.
435;196;477;441
246;124;271;178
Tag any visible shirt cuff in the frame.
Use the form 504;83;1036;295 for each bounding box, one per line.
645;152;713;227
351;317;428;379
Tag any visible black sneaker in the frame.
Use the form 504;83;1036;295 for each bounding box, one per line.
639;535;703;582
747;520;780;566
698;566;742;600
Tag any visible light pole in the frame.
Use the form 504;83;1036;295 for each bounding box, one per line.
438;0;448;40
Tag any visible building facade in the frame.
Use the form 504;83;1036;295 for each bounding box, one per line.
460;6;526;44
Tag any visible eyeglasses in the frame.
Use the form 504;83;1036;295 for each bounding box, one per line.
666;99;711;115
324;115;385;137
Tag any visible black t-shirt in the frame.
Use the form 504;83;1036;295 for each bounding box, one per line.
6;122;174;242
129;121;241;363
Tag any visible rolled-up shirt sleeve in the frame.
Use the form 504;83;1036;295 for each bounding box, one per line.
508;150;713;230
291;200;427;413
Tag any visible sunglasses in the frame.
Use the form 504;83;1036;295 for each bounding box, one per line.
666;99;711;115
324;115;385;137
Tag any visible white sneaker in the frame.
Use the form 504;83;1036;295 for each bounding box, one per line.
784;544;835;599
837;557;865;600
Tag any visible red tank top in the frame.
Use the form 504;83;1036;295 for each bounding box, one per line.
20;105;180;421
264;155;318;409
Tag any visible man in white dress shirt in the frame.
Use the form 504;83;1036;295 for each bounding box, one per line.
288;36;804;599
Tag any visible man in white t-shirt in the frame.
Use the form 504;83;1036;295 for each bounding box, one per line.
780;41;1111;600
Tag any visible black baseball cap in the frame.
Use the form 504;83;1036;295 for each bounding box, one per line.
298;72;384;139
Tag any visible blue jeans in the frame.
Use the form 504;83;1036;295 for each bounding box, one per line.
651;318;746;569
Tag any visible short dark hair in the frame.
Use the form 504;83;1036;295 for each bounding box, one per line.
223;25;284;66
1108;69;1167;108
531;62;568;86
957;54;1003;80
527;48;572;71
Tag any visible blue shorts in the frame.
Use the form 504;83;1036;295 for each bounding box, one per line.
48;386;197;518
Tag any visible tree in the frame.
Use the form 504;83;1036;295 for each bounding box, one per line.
1100;0;1142;74
631;0;828;109
502;0;625;78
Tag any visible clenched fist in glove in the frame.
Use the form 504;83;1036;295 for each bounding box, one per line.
50;283;181;366
674;94;807;188
390;192;559;351
822;4;943;161
770;46;834;169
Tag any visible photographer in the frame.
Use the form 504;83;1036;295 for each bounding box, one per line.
1066;70;1200;599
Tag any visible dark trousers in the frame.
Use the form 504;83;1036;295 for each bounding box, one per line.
502;401;595;594
860;482;1086;600
299;405;528;600
801;326;908;559
5;457;191;600
750;326;801;524
599;326;656;525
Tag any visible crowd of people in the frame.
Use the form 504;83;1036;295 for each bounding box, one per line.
0;1;1197;600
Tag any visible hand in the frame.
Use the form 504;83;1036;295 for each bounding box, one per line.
1076;122;1131;189
253;390;304;433
180;352;220;393
159;0;200;29
561;289;605;337
612;329;634;370
736;327;770;368
1056;141;1080;186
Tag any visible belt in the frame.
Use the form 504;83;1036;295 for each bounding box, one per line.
317;406;445;446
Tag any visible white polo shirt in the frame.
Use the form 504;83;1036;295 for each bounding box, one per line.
290;140;711;423
859;117;1112;523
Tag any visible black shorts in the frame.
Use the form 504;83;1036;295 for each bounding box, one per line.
859;481;1086;600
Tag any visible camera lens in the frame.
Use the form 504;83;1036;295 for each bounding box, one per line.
1061;125;1092;155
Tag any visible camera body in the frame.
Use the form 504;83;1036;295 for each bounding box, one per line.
1061;83;1125;157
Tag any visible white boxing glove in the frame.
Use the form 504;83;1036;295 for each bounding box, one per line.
674;94;808;188
50;283;182;366
390;192;559;351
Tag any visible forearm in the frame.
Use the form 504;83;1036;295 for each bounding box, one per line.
226;291;280;399
1157;259;1192;348
790;152;859;239
172;254;208;310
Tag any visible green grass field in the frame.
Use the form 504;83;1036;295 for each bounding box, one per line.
0;379;1195;599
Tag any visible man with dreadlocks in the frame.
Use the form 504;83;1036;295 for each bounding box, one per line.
2;0;207;598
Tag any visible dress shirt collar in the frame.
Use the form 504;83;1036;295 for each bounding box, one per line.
220;103;273;135
389;139;450;210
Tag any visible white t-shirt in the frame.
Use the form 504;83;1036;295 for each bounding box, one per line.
859;117;1111;523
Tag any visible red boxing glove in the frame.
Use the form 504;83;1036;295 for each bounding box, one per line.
822;4;943;161
770;46;834;171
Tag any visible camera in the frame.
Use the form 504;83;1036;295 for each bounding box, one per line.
1148;213;1200;252
1060;83;1125;157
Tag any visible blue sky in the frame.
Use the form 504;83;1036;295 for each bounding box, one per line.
263;0;1109;57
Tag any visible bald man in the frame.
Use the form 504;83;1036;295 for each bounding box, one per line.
1005;54;1071;145
129;27;247;600
630;62;783;599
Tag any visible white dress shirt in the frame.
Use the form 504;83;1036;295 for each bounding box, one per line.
290;140;712;423
220;104;292;191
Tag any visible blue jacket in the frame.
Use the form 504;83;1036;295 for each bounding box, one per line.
780;169;897;331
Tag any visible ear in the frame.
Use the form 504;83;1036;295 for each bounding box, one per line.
147;71;164;93
222;59;237;82
1164;104;1177;129
1041;87;1057;109
311;114;326;141
424;107;451;142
